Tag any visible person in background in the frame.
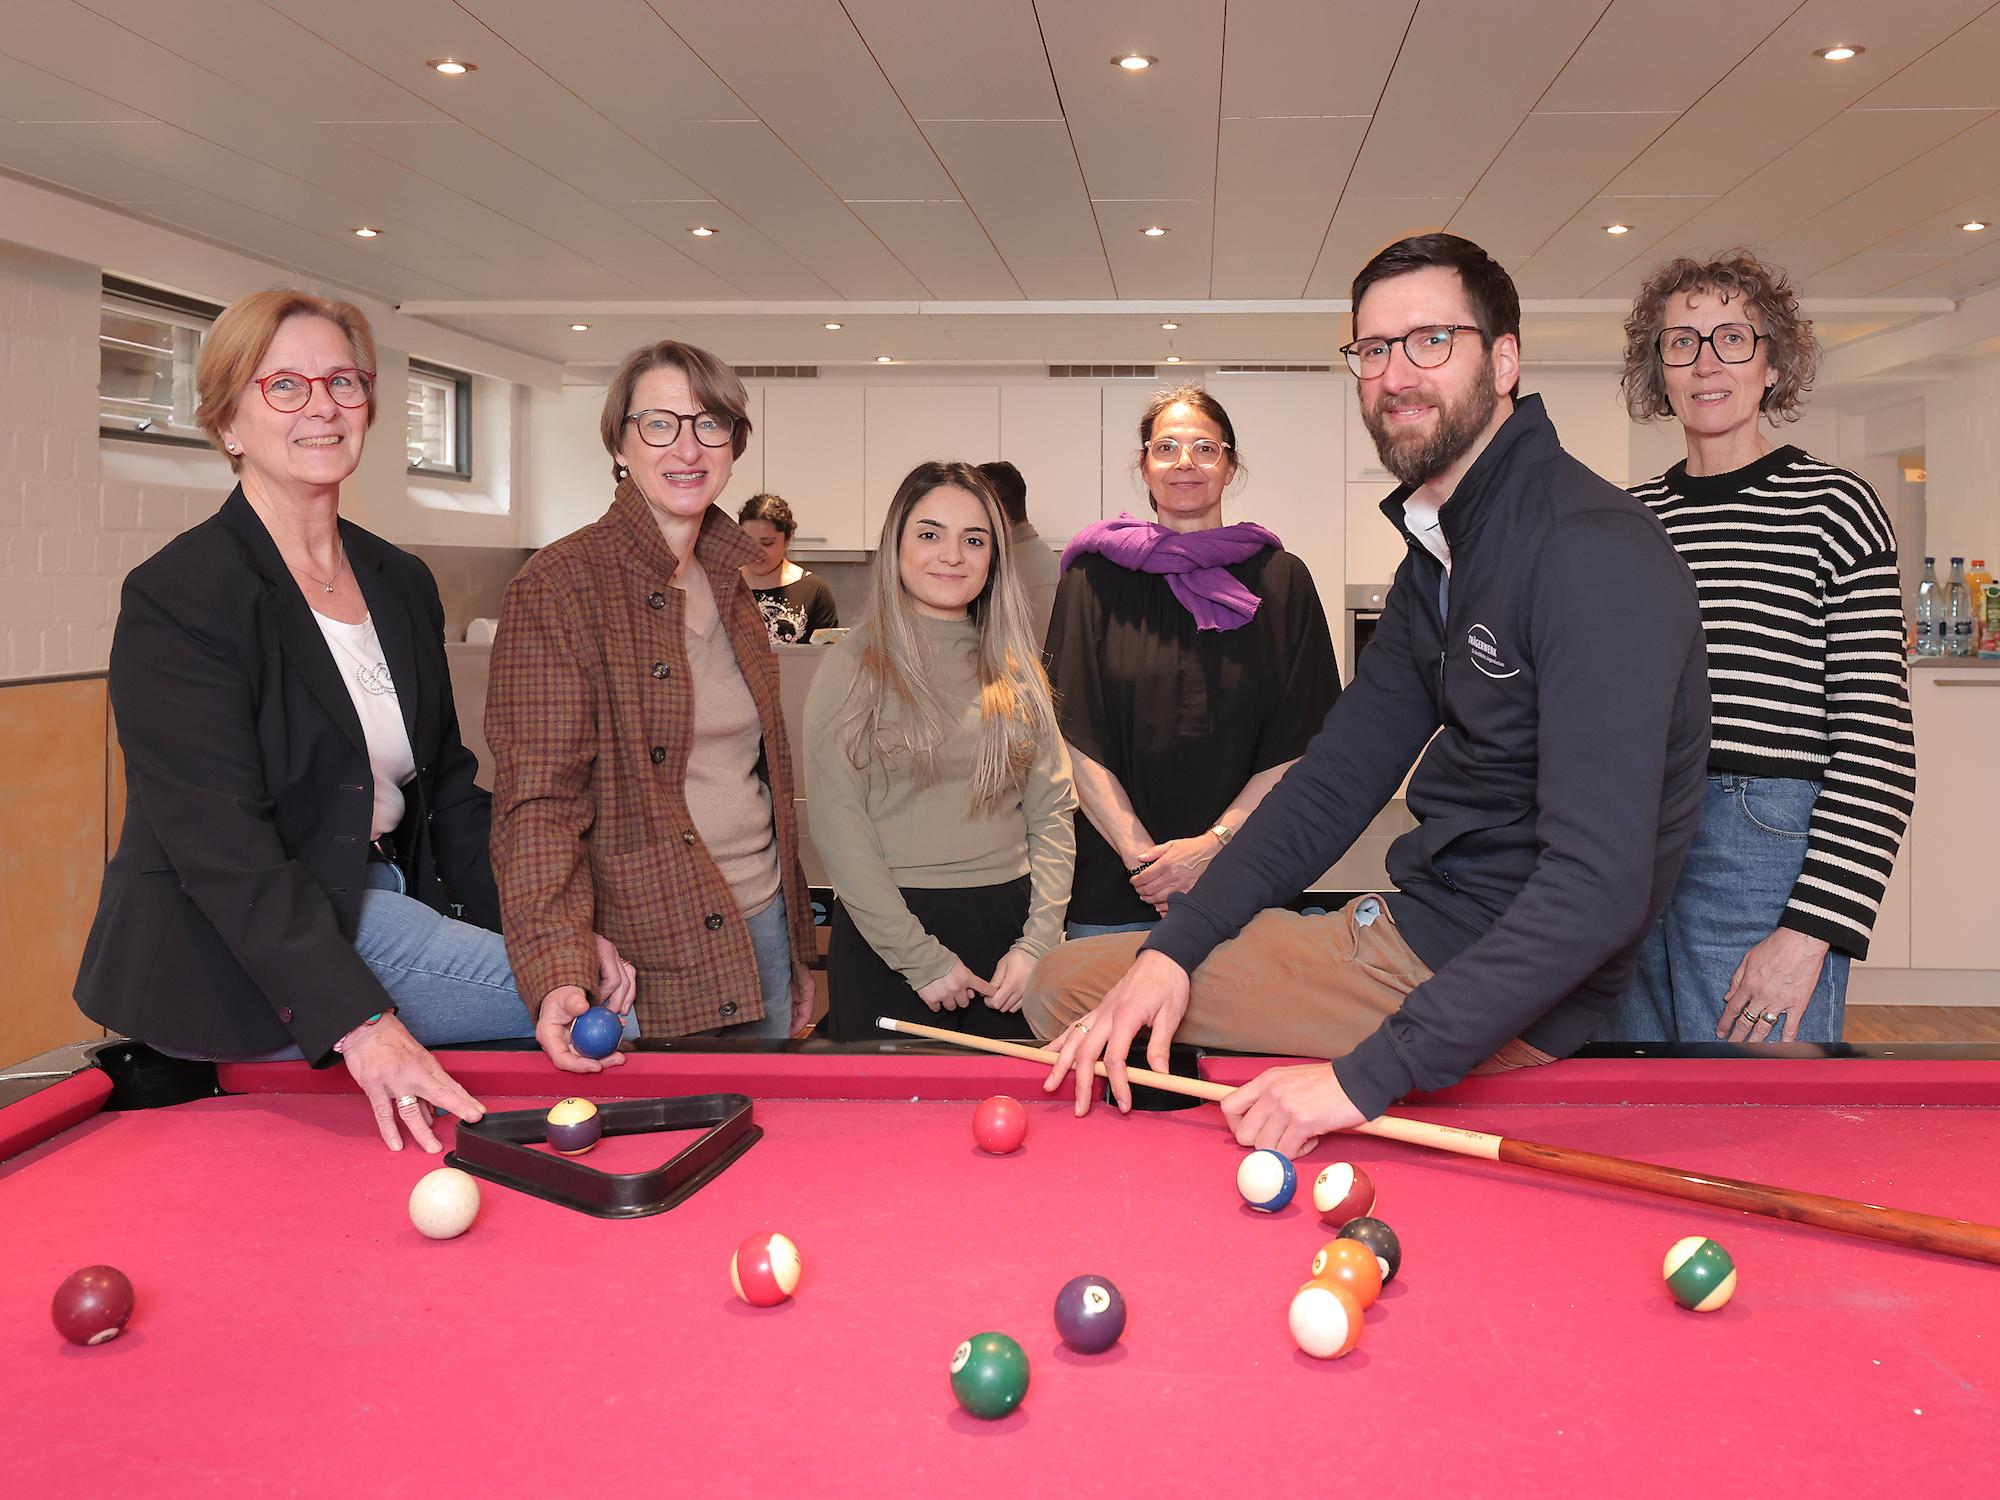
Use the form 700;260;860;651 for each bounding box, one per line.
739;491;838;645
488;341;817;1044
74;290;633;1155
1597;250;1914;1045
977;460;1060;646
805;461;1076;1042
1045;385;1340;938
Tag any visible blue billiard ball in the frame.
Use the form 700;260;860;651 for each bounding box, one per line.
570;1005;622;1060
1236;1149;1297;1212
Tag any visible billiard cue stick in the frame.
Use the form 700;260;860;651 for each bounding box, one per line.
876;1017;2000;1267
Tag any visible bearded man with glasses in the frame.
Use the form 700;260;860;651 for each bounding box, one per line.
1030;234;1711;1156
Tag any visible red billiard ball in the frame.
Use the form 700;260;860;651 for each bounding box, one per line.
972;1095;1027;1154
52;1265;135;1347
1312;1161;1376;1226
731;1232;802;1307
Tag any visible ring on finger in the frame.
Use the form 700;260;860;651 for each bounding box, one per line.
394;1094;419;1109
1760;1011;1780;1024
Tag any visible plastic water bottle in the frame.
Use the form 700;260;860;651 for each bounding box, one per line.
1915;557;1941;657
1946;557;1974;657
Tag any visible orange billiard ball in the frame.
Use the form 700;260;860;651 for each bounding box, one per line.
1310;1236;1384;1310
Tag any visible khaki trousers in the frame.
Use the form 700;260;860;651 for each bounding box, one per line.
1024;894;1554;1074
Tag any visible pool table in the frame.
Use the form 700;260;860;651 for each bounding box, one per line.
4;1042;1997;1495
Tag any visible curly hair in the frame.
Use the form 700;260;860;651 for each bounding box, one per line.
1620;250;1818;424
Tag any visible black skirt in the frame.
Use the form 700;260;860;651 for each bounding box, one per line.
822;876;1035;1042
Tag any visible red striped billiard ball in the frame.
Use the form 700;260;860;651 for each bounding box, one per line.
1312;1161;1376;1226
972;1095;1027;1154
52;1265;135;1347
731;1232;802;1306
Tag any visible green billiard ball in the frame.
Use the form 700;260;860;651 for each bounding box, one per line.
949;1332;1029;1419
1663;1235;1737;1312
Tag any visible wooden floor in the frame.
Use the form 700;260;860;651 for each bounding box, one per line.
1846;1006;2000;1043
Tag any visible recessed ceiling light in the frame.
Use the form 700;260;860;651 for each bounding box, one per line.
426;58;476;75
1604;223;1633;236
690;225;717;237
823;322;843;330
1113;54;1157;71
1962;220;1989;232
1813;44;1863;61
875;355;894;364
569;323;590;332
1165;355;1182;364
352;226;381;238
1142;225;1169;237
1160;320;1179;330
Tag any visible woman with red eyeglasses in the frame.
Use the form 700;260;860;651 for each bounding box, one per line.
74;290;639;1153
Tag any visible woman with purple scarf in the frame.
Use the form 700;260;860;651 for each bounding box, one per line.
1048;385;1340;935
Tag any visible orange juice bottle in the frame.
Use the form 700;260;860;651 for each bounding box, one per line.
1981;581;2000;657
1970;560;1995;653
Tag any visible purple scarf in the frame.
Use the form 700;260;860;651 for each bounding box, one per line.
1061;513;1283;631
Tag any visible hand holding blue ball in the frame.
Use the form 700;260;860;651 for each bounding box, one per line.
570;1004;623;1060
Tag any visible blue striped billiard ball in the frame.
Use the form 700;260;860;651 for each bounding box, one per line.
1237;1149;1297;1212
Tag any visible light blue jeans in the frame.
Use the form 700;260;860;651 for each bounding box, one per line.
1599;775;1852;1044
700;889;794;1039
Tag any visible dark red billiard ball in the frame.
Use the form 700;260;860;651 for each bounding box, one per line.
1054;1274;1127;1354
52;1265;135;1347
544;1097;602;1155
972;1095;1027;1154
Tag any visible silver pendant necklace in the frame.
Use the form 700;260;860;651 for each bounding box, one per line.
288;550;344;594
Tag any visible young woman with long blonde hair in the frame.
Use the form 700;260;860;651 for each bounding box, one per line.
804;461;1076;1040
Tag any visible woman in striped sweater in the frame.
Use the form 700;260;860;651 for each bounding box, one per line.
1601;250;1914;1044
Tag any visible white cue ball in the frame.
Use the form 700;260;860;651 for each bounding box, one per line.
409;1167;481;1240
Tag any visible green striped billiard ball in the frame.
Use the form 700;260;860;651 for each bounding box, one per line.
949;1332;1029;1419
1662;1236;1737;1312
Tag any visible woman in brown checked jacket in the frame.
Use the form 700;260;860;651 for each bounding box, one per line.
487;341;816;1044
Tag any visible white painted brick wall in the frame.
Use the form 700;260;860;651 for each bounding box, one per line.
0;243;208;681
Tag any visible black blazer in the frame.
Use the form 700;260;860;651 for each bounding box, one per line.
74;489;504;1065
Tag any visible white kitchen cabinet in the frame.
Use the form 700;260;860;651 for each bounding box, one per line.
1908;664;2000;969
1205;378;1345;627
862;387;999;539
714;384;764;519
998;385;1101;544
762;385;865;551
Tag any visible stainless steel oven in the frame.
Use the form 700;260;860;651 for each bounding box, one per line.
1345;584;1388;682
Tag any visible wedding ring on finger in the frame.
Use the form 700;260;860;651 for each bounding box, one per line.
395;1095;419;1109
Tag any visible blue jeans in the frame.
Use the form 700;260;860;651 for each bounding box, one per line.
1065;917;1159;940
1600;775;1851;1044
701;889;795;1040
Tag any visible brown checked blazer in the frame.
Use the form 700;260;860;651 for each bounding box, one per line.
487;482;814;1036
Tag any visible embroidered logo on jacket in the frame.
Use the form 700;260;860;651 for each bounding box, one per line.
1466;623;1520;680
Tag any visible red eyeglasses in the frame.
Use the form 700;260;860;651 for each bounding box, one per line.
252;368;376;413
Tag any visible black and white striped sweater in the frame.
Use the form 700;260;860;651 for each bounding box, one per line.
1631;446;1914;959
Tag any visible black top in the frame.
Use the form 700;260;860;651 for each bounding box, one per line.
73;489;502;1066
752;572;839;644
1144;397;1711;1117
1047;547;1340;926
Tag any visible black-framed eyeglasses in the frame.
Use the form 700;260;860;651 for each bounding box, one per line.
1656;323;1766;367
254;368;375;412
625;408;739;448
1338;324;1481;379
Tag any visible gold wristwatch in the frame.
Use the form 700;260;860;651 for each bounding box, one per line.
1209;823;1234;846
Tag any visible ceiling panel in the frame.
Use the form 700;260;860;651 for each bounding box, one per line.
1340;0;1606;201
1091;198;1217;298
1004;257;1120;300
0;51;151;123
1611;107;1993;286
1608;0;1992;198
1874;232;2000;296
1037;0;1225;202
1512;195;1712;298
843;201;1022;299
610;199;837;299
1218;0;1415;117
1537;0;1771;113
1803;253;1959;296
843;0;1063;121
648;2;955;201
1451;111;1677;263
919;120;1104;265
1301;197;1463;298
1856;3;2000;109
1212;116;1369;297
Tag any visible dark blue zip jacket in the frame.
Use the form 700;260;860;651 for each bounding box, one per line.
1145;395;1710;1116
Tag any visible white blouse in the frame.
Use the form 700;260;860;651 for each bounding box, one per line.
310;610;417;839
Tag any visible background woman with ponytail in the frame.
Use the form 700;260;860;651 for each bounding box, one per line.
804;461;1076;1041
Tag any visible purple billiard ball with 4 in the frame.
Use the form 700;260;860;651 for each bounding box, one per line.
1054;1274;1126;1354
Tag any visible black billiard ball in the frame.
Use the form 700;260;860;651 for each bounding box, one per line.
1339;1216;1402;1284
52;1265;135;1346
